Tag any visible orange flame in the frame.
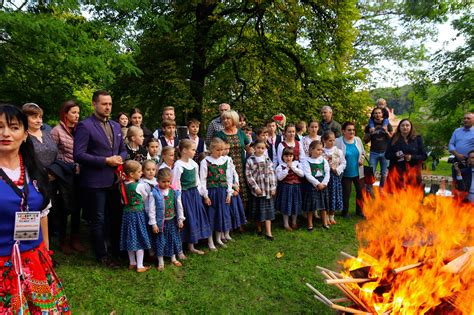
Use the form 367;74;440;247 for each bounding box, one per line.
342;167;474;314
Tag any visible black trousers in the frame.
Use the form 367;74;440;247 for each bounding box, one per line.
82;185;123;260
341;176;363;216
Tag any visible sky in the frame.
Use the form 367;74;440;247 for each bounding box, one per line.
376;16;466;88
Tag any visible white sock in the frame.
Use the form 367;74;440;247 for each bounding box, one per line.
215;232;224;245
224;231;232;240
283;215;289;228
291;215;297;225
171;255;177;262
128;251;136;266
158;256;164;266
136;249;145;269
209;235;216;248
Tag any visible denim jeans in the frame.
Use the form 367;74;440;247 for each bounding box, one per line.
82;185;123;260
369;151;388;187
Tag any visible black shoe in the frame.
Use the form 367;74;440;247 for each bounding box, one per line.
265;235;274;241
307;226;314;232
257;231;263;236
355;212;365;218
322;225;330;229
341;213;350;218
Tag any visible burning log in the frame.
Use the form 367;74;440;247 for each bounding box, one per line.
306;170;474;314
325;278;373;285
305;283;373;314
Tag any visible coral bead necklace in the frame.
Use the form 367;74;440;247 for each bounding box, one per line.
12;155;25;186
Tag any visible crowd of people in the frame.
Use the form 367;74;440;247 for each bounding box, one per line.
0;91;472;313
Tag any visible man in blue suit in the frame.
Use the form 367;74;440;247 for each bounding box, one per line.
74;90;127;265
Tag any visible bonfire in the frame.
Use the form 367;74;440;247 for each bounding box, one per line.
306;170;474;314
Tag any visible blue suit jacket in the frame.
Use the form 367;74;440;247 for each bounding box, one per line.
73;115;127;188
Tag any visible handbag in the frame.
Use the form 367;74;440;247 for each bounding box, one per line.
363;157;376;185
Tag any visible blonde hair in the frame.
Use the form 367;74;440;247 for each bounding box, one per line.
161;146;175;157
209;137;225;151
123;160;142;176
127;125;143;141
142;159;157;169
163;106;175;113
221;110;239;126
178;138;194;152
157;167;172;181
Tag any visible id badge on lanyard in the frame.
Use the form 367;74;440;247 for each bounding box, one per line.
0;168;40;241
14;211;41;241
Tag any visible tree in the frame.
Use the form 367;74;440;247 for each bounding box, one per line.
0;4;138;118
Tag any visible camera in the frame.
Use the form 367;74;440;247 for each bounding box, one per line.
448;155;468;169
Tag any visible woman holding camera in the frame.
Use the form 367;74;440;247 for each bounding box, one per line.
385;119;427;189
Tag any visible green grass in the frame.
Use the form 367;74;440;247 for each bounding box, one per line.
54;215;362;314
421;159;452;177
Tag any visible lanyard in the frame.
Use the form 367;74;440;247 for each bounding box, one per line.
0;168;29;212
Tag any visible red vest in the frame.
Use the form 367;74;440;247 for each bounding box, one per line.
282;167;302;184
282;141;300;161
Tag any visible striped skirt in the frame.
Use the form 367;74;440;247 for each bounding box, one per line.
154;219;183;257
275;182;302;216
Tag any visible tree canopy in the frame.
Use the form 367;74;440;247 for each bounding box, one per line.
0;0;471;133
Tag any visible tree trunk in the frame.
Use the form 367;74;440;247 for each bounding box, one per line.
189;1;217;120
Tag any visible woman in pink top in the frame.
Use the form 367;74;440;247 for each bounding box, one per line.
50;100;85;254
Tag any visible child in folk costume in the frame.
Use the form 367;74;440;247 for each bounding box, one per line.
275;147;305;231
302;140;331;230
276;123;306;166
246;140;277;240
148;168;186;270
159;119;180;149
322;131;346;225
223;141;246;235
139;160;158;213
200;138;233;249
171;139;212;255
186;119;206;162
125;126;148;163
146;138;161;164
120;160;152;272
159;146;175;171
302;120;321;157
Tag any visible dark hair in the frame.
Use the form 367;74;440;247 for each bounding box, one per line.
162;119;176;128
252;139;267;148
308;140;323;152
341;121;355;131
468;149;474;156
116;111;129;121
22;103;43;117
242;126;252;132
322;130;335;141
255;126;268;136
92;90;110;103
370;107;383;120
186;118;200;127
0;104;50;206
284;123;296;132
281;147;294;159
391;119;417;144
238;112;246;121
146;137;159;147
59;100;80;128
129;108;143;118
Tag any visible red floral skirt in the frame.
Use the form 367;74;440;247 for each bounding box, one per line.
0;242;70;314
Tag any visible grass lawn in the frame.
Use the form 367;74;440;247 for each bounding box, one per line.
421;159;452;177
54;214;362;314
